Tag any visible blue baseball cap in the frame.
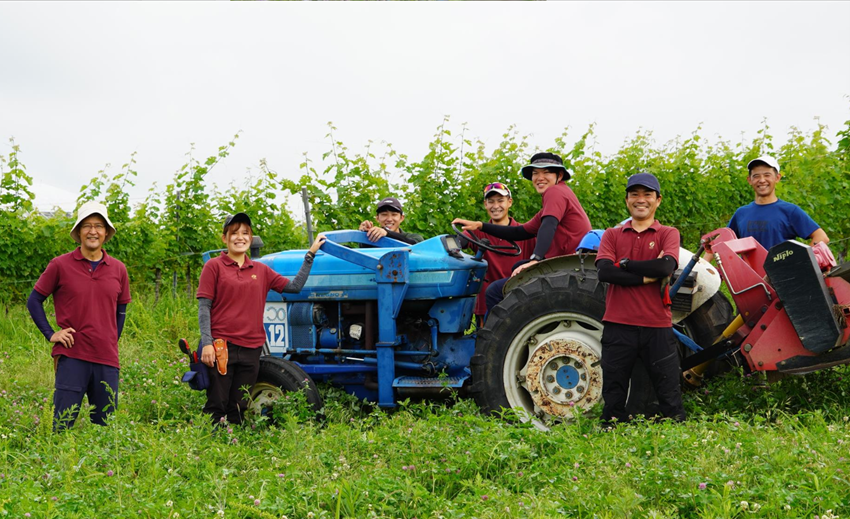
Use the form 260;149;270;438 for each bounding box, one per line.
625;172;661;195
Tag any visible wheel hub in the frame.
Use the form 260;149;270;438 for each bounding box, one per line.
248;383;283;416
523;339;602;418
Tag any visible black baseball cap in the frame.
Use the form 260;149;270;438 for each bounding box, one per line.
520;152;570;181
223;212;252;231
376;197;403;214
625;173;661;195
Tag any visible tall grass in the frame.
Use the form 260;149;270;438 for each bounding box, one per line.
1;290;848;517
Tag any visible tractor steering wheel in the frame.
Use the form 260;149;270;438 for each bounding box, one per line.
451;223;522;257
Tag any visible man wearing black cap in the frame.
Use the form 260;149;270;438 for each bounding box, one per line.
595;172;685;425
358;197;424;245
452;152;591;312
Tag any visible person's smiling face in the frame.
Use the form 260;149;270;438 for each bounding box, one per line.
625;186;661;221
530;168;562;195
747;164;781;198
78;215;108;253
376;209;404;232
223;223;252;256
484;194;512;222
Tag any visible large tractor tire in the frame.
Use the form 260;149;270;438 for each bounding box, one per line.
470;271;732;429
249;356;323;418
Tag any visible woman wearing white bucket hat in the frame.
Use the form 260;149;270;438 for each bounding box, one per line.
27;201;131;430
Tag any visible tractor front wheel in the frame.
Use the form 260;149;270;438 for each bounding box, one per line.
249;357;323;419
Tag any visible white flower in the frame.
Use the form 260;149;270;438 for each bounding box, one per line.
751;503;761;512
217;511;225;517
740;501;749;510
166;501;173;508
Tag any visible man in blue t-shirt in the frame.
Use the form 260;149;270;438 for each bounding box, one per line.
728;155;829;250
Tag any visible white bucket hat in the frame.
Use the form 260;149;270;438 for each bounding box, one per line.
70;201;116;244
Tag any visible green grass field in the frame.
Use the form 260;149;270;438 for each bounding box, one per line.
1;291;848;518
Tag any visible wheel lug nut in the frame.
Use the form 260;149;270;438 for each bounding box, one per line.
576;386;584;393
546;375;555;383
549;362;559;371
552;387;561;395
565;391;573;399
580;373;587;381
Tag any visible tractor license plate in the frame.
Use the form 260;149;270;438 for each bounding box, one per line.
263;302;288;351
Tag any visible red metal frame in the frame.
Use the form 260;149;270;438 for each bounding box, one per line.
701;228;814;371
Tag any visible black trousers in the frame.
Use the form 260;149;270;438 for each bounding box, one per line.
600;322;686;424
203;343;262;425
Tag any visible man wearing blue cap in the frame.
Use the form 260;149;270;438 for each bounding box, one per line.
595;173;685;425
728;155;829;250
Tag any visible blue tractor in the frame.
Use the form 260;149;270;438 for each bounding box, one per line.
236;229;733;429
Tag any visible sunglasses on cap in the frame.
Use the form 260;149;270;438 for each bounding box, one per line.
484;182;511;196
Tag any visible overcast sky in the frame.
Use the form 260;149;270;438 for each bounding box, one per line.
1;2;848;212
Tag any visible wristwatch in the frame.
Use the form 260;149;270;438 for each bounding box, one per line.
529;254;545;262
618;258;630;271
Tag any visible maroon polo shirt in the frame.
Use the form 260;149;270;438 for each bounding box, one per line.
596;220;680;328
522;183;592;257
34;248;131;368
197;253;289;348
470;218;536;316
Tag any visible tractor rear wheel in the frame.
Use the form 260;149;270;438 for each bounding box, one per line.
470;271;732;429
249;357;323;419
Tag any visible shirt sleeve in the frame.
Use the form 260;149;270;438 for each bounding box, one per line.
196;261;218;300
595;229;617;263
267;265;290;293
33;259;60;297
660;228;681;268
789;205;820;240
522;211;543;234
539;186;569;221
117;264;132;305
27;290;55;340
727;210;741;237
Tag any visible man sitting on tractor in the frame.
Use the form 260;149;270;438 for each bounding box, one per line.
459;182;536;325
729;155;829;250
452;152;592;312
595;172;686;425
358;197;424;245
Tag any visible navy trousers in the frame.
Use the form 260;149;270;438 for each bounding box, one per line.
54;356;119;430
484;260;531;313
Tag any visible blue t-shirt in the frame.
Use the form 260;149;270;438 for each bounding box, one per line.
728;199;819;250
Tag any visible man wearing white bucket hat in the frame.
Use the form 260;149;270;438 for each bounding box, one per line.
27;201;131;429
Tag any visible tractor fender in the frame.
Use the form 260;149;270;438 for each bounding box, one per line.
503;247;721;324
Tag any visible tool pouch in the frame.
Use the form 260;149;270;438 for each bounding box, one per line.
214;338;228;376
182;362;210;391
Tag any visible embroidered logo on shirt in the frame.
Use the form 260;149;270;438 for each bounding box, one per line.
252;274;257;280
649;241;656;249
